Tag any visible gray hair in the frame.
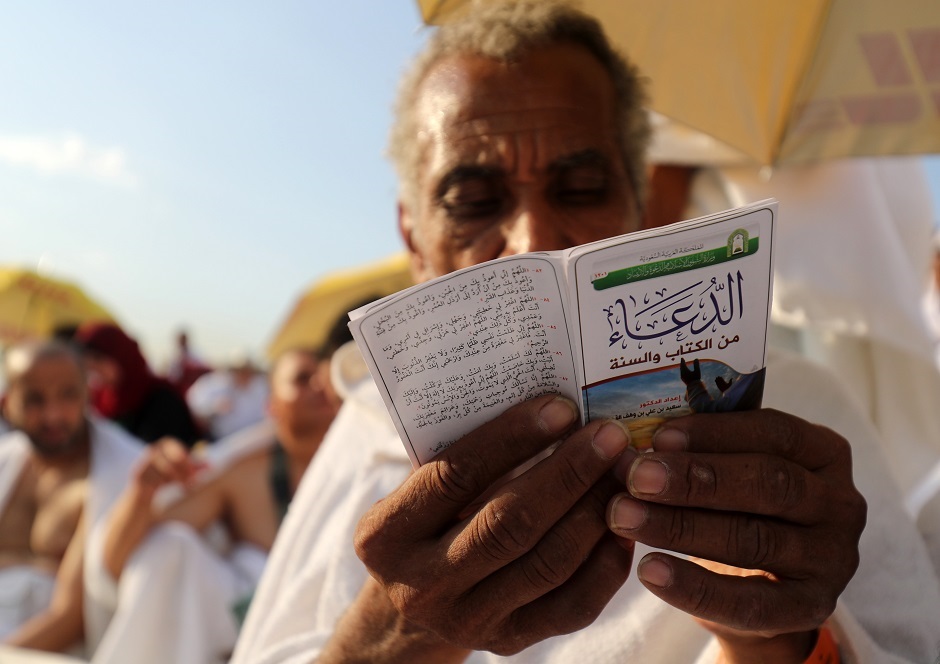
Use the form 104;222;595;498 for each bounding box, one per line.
388;0;650;210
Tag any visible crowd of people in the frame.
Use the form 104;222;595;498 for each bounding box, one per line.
0;313;354;662
2;2;940;663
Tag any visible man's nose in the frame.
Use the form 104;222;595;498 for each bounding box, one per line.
42;400;67;426
501;200;570;256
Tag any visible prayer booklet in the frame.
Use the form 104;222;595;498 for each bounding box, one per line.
349;200;776;467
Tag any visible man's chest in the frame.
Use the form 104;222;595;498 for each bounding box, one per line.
0;460;88;563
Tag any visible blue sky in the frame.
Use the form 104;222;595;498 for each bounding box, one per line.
0;2;428;367
2;2;939;369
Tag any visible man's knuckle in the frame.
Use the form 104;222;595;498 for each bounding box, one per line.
431;604;482;648
735;592;771;632
687;572;719;618
520;553;569;588
764;409;804;458
849;491;868;536
554;452;595;498
353;515;385;566
558;594;603;632
520;528;581;588
830;431;851;459
840;545;861;581
425;457;483;506
491;400;547;455
666;508;698;551
684;458;717;502
733;516;780;569
759;459;805;514
391;584;435;625
475;615;521;656
473;507;538;562
535;605;595;644
487;630;529;657
721;584;776;633
809;422;851;468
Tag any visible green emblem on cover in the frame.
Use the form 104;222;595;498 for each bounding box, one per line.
727;229;749;257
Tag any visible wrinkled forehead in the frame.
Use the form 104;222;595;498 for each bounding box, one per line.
415;44;622;179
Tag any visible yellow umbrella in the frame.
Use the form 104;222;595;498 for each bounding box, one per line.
417;0;940;166
0;267;116;346
266;253;414;361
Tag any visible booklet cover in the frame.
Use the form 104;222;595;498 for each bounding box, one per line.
349;200;776;468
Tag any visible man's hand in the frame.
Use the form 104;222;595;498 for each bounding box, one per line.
607;408;867;663
103;437;207;581
132;437;205;503
353;394;637;657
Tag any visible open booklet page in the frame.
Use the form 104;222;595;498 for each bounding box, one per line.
349;200;776;466
566;201;775;447
349;256;580;467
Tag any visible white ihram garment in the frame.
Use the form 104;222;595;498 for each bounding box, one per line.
232;346;940;664
90;419;276;664
0;418;144;655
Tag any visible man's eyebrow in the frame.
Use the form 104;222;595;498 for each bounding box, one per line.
548;149;611;173
434;165;504;199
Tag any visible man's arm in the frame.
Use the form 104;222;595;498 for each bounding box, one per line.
5;515;86;651
607;408;867;663
102;437;216;580
330;394;637;658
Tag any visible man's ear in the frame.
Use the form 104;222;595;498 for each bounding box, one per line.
398;201;427;283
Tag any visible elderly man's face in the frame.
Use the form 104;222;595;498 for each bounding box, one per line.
401;43;639;281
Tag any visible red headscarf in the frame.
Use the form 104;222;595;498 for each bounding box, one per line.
75;323;165;419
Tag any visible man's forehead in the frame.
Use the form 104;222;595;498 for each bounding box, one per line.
448;107;599;145
416;44;616;137
415;46;620;179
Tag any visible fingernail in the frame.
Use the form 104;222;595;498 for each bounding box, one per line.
653;428;688;451
630;459;667;495
592;420;631;460
638;557;672;588
610;495;646;531
538;397;578;435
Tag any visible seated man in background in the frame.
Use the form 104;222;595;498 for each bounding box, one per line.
92;340;344;664
0;341;142;654
186;351;269;441
233;2;940;663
